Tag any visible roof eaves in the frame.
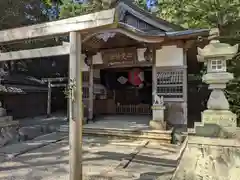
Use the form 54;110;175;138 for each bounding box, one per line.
166;29;210;39
118;22;166;36
119;23;210;38
116;0;183;32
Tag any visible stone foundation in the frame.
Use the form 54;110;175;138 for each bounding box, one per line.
202;110;237;127
150;105;166;130
149;120;166;130
193;109;238;138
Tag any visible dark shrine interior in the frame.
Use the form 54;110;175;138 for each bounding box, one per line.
100;67;152;106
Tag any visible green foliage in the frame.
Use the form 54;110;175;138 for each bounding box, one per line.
41;0;53;6
136;0;240;29
226;52;240;123
0;0;55;75
59;0;103;19
0;0;48;30
134;0;148;10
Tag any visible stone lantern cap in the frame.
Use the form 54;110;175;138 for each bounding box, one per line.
197;40;238;62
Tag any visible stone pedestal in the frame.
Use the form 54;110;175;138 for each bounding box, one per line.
202;110;236;127
149;120;166;130
194;110;237;137
149;105;166;130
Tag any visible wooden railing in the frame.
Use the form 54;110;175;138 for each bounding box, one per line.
116;104;151;115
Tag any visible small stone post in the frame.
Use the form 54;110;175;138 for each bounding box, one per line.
197;37;238;131
149;92;166;130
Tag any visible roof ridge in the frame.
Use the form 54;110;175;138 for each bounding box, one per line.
115;0;184;31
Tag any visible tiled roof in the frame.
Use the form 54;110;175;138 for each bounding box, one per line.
0;73;47;93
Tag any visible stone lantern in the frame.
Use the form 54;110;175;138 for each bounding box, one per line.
197;39;238;128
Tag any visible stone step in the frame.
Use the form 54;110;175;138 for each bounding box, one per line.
58;124;69;131
194;122;204;129
0;116;13;123
18;126;45;141
188;136;240;147
187;128;195;135
0;120;18;127
85;128;172;144
58;125;172;143
0;132;67;160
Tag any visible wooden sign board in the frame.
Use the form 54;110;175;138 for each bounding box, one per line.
101;47;137;66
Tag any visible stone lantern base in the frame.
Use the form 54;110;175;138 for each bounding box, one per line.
201;110;237;127
149;105;166;130
193;110;237;138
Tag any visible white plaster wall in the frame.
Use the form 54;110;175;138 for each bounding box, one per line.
81;53;104;72
156;46;184;67
93;52;103;64
137;48;147;62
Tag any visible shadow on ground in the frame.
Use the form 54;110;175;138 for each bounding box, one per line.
0;135;180;180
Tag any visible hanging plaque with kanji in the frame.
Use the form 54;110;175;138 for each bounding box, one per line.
101;47;137;66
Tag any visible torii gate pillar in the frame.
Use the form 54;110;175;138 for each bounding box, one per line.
69;31;83;180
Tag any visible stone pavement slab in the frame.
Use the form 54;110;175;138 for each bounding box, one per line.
97;142;184;180
115;143;180;180
84;115;150;130
0;132;67;160
0;136;145;180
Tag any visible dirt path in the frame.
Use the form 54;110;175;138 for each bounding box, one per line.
0;136;182;180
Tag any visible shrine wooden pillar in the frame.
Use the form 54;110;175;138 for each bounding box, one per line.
47;81;52;117
88;56;94;120
152;47;157;102
183;49;188;127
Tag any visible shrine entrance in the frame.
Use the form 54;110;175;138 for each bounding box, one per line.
95;66;152;116
85;64;153;130
87;46;153;128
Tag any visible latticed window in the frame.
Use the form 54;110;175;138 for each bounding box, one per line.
156;69;184;99
211;59;224;71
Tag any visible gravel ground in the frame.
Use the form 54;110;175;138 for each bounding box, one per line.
0;136;181;180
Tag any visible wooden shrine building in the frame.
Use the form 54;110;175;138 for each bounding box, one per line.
0;0;214;129
66;0;211;128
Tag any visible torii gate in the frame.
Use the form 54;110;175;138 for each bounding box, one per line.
0;9;115;180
